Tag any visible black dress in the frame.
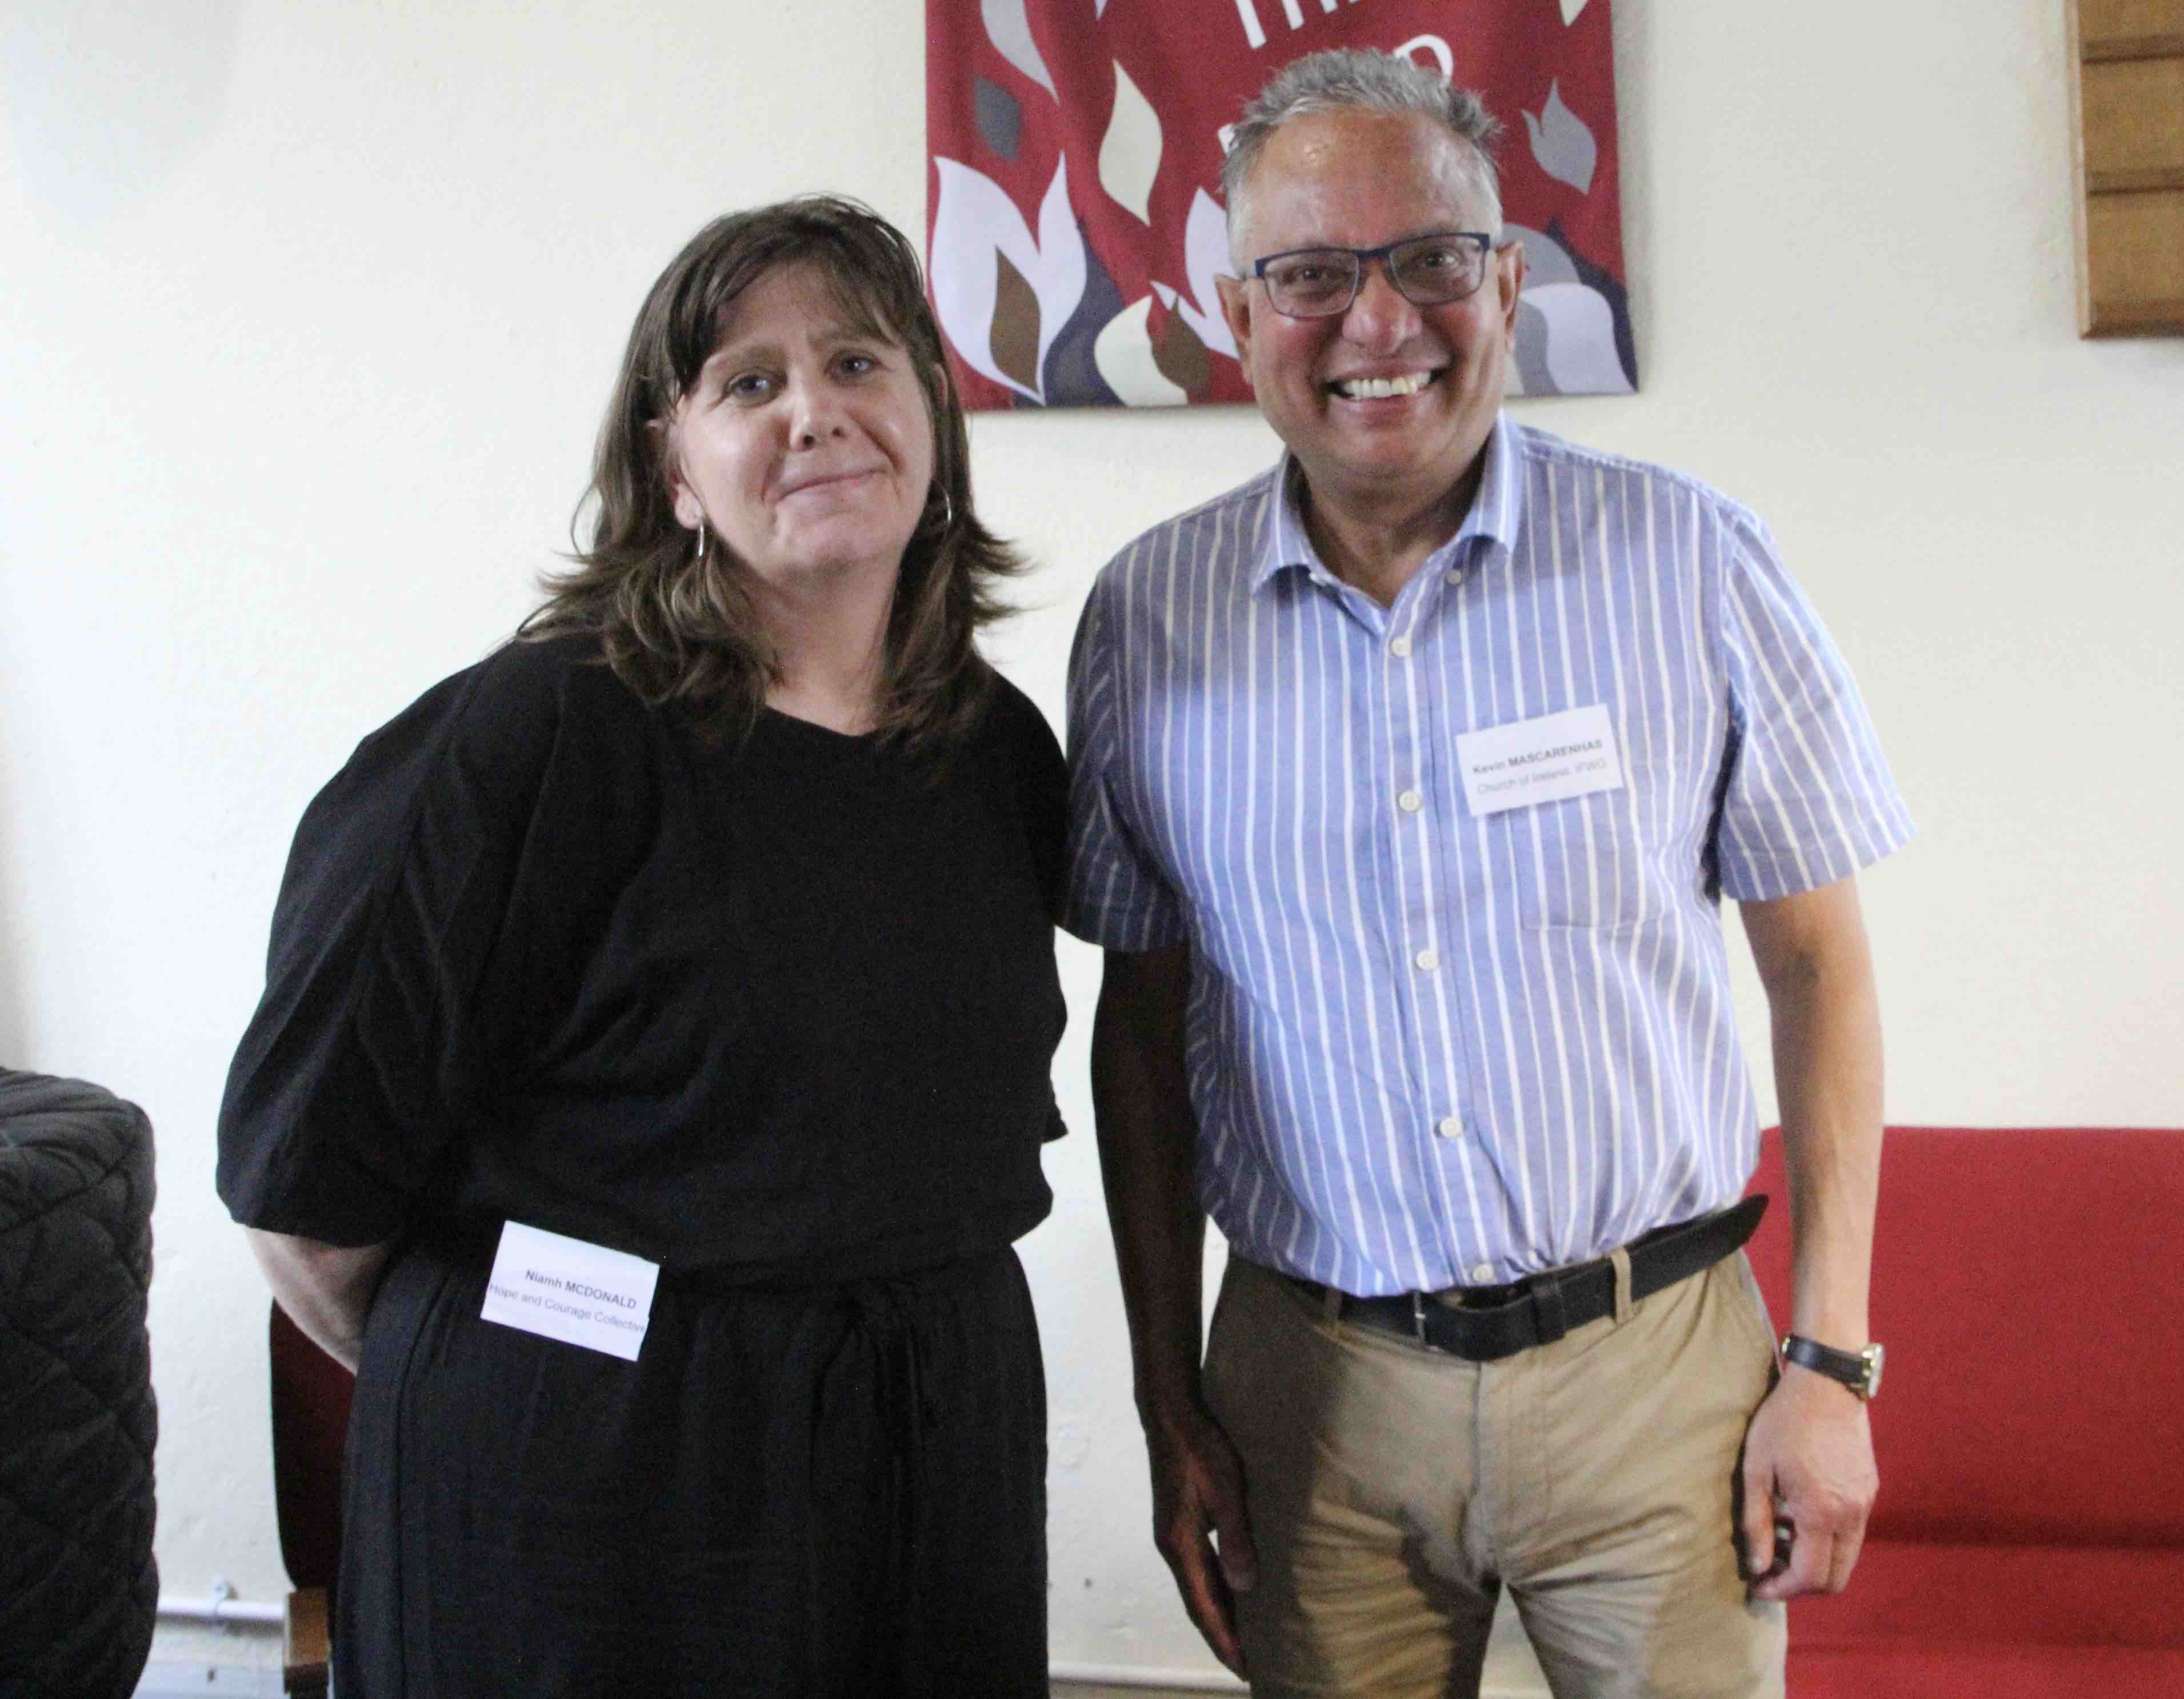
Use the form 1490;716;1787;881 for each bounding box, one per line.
218;635;1067;1697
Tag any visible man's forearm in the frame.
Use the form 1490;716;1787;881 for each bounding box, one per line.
1738;876;1886;1598
246;1227;393;1375
1743;878;1884;1346
1091;942;1209;1419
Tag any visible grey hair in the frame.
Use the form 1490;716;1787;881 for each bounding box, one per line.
1221;48;1505;257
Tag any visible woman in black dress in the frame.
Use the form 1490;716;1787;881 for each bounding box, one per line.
218;197;1065;1697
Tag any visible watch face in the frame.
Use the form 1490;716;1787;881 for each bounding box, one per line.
1862;1343;1885;1399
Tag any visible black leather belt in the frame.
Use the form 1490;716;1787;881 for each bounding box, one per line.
1289;1195;1767;1363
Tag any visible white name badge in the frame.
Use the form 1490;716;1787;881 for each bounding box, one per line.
1455;703;1626;817
479;1221;659;1361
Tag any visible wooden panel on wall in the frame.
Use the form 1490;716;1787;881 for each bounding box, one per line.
2082;58;2184;187
2078;0;2184;58
2086;190;2184;330
2068;0;2184;334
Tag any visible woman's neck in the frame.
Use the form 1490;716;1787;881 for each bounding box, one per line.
751;564;896;736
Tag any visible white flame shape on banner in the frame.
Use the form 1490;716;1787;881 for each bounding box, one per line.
1518;283;1631;395
930;155;1087;404
1098;59;1162;224
980;0;1056;98
1094;297;1189;406
1152;189;1238;361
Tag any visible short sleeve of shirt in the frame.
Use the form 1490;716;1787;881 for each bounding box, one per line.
1714;513;1915;901
1061;572;1187;952
215;644;567;1245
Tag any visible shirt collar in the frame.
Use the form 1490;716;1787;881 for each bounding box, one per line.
1251;410;1527;593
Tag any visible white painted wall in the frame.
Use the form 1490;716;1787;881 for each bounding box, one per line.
3;0;2178;1682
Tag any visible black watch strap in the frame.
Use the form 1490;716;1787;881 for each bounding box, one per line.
1781;1333;1883;1400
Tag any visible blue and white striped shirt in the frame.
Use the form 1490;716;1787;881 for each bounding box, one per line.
1063;414;1913;1295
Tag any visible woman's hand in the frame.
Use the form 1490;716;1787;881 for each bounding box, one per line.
245;1228;393;1374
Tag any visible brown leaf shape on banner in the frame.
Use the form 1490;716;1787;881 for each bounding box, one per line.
1153;308;1211;398
990;251;1042;398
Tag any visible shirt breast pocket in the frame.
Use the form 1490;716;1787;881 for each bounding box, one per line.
1494;780;1670;932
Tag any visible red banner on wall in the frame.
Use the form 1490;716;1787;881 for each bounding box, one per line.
925;0;1633;411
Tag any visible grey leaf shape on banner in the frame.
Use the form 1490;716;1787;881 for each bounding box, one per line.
982;0;1057;99
975;76;1022;161
1522;81;1596;195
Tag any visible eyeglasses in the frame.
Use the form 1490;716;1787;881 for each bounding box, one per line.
1247;233;1496;319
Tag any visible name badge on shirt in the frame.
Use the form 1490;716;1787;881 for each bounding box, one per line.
479;1221;659;1361
1455;704;1626;817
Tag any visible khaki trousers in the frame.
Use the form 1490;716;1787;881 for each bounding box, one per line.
1203;1250;1786;1698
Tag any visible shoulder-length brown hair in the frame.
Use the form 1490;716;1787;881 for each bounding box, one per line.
522;195;1021;751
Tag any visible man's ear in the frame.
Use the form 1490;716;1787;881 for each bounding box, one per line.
1495;239;1527;344
1215;274;1256;392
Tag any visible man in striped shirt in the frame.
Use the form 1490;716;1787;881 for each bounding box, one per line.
1064;49;1913;1698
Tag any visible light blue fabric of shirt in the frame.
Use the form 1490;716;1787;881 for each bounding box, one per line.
1063;414;1914;1296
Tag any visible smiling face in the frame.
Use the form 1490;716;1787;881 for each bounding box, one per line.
667;262;937;603
1218;107;1525;532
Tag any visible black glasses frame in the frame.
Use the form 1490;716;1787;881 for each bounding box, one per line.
1247;232;1498;318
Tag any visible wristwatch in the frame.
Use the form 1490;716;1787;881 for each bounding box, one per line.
1781;1333;1885;1400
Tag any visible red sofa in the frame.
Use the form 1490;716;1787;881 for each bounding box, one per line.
1743;1125;2184;1696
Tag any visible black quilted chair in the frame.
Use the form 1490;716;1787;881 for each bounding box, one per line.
0;1069;158;1699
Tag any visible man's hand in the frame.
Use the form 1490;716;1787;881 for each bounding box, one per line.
1143;1396;1257;1677
1738;1363;1877;1599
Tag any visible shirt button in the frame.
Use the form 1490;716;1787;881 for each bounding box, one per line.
1398;788;1423;813
1389;635;1412;658
1414;948;1439;972
1470;1263;1495;1283
1446;567;1466;586
1435;1116;1462;1140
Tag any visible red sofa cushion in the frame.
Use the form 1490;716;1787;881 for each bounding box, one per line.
1786;1540;2184;1649
1743;1125;2184;1547
1786;1645;2184;1698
